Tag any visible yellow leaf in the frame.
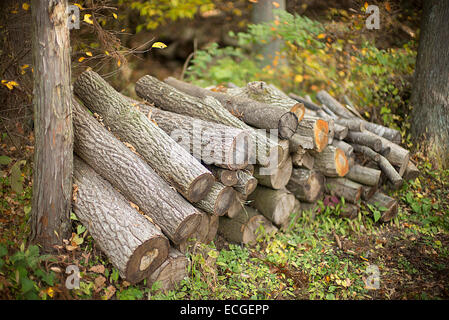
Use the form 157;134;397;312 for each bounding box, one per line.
83;14;93;25
272;1;280;8
385;2;391;12
5;81;19;90
317;33;326;39
78;57;85;62
104;51;110;56
294;74;303;83
85;51;93;57
46;287;55;298
74;3;84;10
1;80;7;84
364;2;369;9
117;60;121;67
152;42;167;49
22;3;30;10
112;13;118;19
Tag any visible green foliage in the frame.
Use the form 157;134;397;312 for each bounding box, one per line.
186;9;416;132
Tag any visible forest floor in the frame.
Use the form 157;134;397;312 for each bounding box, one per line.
0;132;448;300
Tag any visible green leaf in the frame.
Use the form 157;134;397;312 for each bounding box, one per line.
0;155;12;165
20;277;35;293
373;211;381;222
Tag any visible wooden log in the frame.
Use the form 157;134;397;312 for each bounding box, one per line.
312;145;349;177
243;164;255;175
333;123;349;140
346;164;381;186
218;206;278;244
361;184;378;201
366;192;398;222
335;118;364;131
280;199;301;232
403;161;420;181
133;100;250;170
286;169;325;203
225;193;244;218
296;115;329;152
345;131;382;152
72;100;201;244
288;93;322;111
292;149;315;170
339;203;360;219
247;186;296;226
73;71;215;203
325;178;363;204
234;170;258;197
253;156;293;190
194;182;235;216
134;75;282;167
164;77;299;139
205;214;219;244
359;120;402;144
277;138;290;168
176;211;216;253
316;90;355;119
350;143;381;162
147;248;188;292
72;157;169;284
332;140;353;157
289;133;315;152
206;166;239;186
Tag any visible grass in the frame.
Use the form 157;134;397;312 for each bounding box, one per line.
0;132;448;300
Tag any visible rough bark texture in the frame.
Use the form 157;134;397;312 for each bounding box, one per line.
316;90;354;119
346;164;381;187
292;149;315;170
194;182;235;216
234;170;258;197
367;192;398;222
286;169;325;203
403;161;420;181
325;178;363;204
312;146;349;177
296;116;329;152
206;166;239;186
410;0;449;169
147;248;189;292
30;0;73;251
132;99;251;170
247;186;296;226
254;156;293;190
72;100;202;244
289;133;314;152
345;131;382;152
289;93;322;111
73;71;214;203
164;77;299;139
225;193;244;218
72;157;169;284
135;75;282;167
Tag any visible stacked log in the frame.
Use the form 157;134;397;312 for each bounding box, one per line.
69;71;417;289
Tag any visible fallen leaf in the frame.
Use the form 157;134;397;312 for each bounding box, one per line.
94;276;106;292
22;3;29;10
152;42;167;49
83;14;93;25
89;265;105;274
103;285;116;300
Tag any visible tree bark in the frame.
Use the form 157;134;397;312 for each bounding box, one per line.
30;0;73;252
234;170;258;197
410;0;449;169
316;90;355;119
286;169;325;203
346;164;381;187
403;161;420;181
206;166;239;186
194;182;235;216
72;157;169;284
325;178;363;204
135;75;282;167
164;77;299;140
345;131;382;152
72;100;202;244
296;116;329;152
253;156;293;190
73;71;214;203
292;149;315;170
312;145;349;177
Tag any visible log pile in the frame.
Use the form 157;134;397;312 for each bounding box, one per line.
69;71;417;290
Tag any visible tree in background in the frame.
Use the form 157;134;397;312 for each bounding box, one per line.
30;0;73;252
410;0;449;169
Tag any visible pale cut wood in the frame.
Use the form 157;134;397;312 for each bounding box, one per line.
205;215;219;244
132;99;251;170
312;145;349;177
73;71;215;203
316;90;355;119
147;248;189;292
243;164;255;175
277;138;290;168
280;199;301;232
176;211;216;253
247;186;296;226
225;193;244;218
332;140;354;157
366;192;398;222
292;149;315;170
346;164;381;186
206;166;239;186
286;169;325;203
164;77;299;139
296;115;329;152
194;182;235;216
73;157;169;284
289;133;315;152
72;100;202;244
325;178;363;204
234;170;258;197
135;74;283;167
254;156;293;190
345;131;382;152
218;206;278;244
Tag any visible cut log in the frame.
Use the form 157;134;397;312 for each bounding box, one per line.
277;138;290;168
72;157;169;284
332;140;353;157
176;211;217;253
339;203;360;219
316;90;355;119
225;193;244;218
147;248;189;292
206;166;239;186
164;77;299;139
335;118;364;131
359;120;402;144
292;149;315;170
286;169;325;203
377;155;404;189
312;145;349;177
366;192;398;222
194;182;235;216
350;143;381;162
289;133;315;152
403;161;420;181
135;74;282;167
288;93;322;111
218;206;278;244
72;100;201;244
361;184;378;201
234;170;258;197
73;70;215;203
280;199;301;232
243;164;255;175
254;156;293;190
346;164;381;186
333;123;349;140
296;116;329;152
205;214;219;244
247;186;296;226
325;178;363;204
345;131;382;152
132;100;251;170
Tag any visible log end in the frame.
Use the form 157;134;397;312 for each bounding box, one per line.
214;187;238;216
188;173;216;202
243;215;278;244
334;148;349;177
315;119;329;152
278;112;299;139
173;212;204;244
290;103;306;122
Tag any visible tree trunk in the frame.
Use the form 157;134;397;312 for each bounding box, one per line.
132;99;251;170
410;0;449;169
72;157;169;284
73;71;214;203
135;75;283;167
72;100;202;244
286;169;325;203
164;77;299;140
30;0;73;251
